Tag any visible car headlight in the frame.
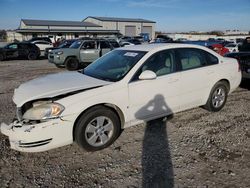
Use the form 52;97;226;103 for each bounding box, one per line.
23;102;65;120
55;51;63;55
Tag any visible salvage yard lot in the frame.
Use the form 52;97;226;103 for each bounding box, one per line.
0;59;250;187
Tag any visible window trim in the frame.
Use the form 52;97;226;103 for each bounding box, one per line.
175;47;218;72
129;49;178;83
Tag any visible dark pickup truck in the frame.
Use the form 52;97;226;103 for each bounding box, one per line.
225;37;250;80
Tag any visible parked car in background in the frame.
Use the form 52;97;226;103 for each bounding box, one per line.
224;37;250;80
30;40;53;56
209;44;229;56
238;37;250;52
225;43;240;52
107;39;120;48
0;42;40;61
48;38;113;70
156;34;173;42
225;52;250;80
120;41;135;47
44;39;77;58
0;44;241;152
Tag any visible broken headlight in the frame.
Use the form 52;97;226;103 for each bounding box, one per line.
23;102;65;120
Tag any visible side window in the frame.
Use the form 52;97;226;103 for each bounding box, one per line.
206;52;219;65
132;50;176;81
8;44;18;49
177;48;207;71
82;41;96;49
100;41;111;49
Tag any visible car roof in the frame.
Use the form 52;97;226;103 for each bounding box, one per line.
119;43;211;52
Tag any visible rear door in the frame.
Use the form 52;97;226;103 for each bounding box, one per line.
79;41;100;63
99;41;112;56
176;48;218;110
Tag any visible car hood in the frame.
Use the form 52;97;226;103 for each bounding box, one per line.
13;71;112;107
52;48;76;54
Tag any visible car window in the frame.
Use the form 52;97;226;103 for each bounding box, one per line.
205;51;219;65
100;41;111;49
84;50;147;82
8;44;18;49
177;48;207;71
81;41;97;49
70;40;82;49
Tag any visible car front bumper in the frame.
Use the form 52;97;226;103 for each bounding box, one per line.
0;117;74;152
48;54;65;65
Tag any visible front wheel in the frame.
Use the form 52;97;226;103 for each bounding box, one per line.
204;82;228;112
74;106;121;151
65;57;79;71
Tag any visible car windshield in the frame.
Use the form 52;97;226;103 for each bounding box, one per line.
69;40;82;49
83;50;147;82
58;42;71;48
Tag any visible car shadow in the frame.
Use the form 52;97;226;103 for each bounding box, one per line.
135;94;174;188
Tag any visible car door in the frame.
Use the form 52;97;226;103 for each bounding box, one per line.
128;49;181;121
176;48;218;110
79;41;100;63
18;43;29;58
100;41;112;57
5;43;19;58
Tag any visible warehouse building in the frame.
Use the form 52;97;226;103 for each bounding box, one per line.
83;16;155;39
13;16;156;42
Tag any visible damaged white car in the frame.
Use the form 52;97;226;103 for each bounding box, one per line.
0;44;241;152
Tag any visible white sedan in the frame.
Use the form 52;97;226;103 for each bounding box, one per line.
31;40;53;56
0;44;241;152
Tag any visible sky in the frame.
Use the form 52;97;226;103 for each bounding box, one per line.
0;0;250;32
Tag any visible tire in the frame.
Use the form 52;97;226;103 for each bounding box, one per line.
0;54;4;61
65;57;79;71
74;106;121;151
204;82;228;112
27;52;37;60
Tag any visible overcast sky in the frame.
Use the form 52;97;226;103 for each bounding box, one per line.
0;0;250;32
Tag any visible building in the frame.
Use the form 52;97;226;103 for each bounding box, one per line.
12;16;156;42
83;16;155;39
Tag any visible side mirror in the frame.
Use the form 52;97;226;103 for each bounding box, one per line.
139;70;157;80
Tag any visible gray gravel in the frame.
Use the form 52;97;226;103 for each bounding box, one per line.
0;59;250;188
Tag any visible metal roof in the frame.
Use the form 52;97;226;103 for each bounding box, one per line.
16;28;121;34
21;19;101;27
84;16;156;23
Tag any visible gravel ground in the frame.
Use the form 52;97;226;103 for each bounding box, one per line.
0;59;249;188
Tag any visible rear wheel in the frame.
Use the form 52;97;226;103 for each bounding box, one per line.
27;52;37;60
204;82;228;112
65;57;79;71
74;106;121;151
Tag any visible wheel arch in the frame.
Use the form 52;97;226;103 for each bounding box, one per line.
72;103;125;141
217;79;230;92
64;55;78;65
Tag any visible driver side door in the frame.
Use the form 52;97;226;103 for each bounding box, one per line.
128;49;181;122
6;43;19;58
79;41;100;63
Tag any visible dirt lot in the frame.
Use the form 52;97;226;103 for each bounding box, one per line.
0;59;249;188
